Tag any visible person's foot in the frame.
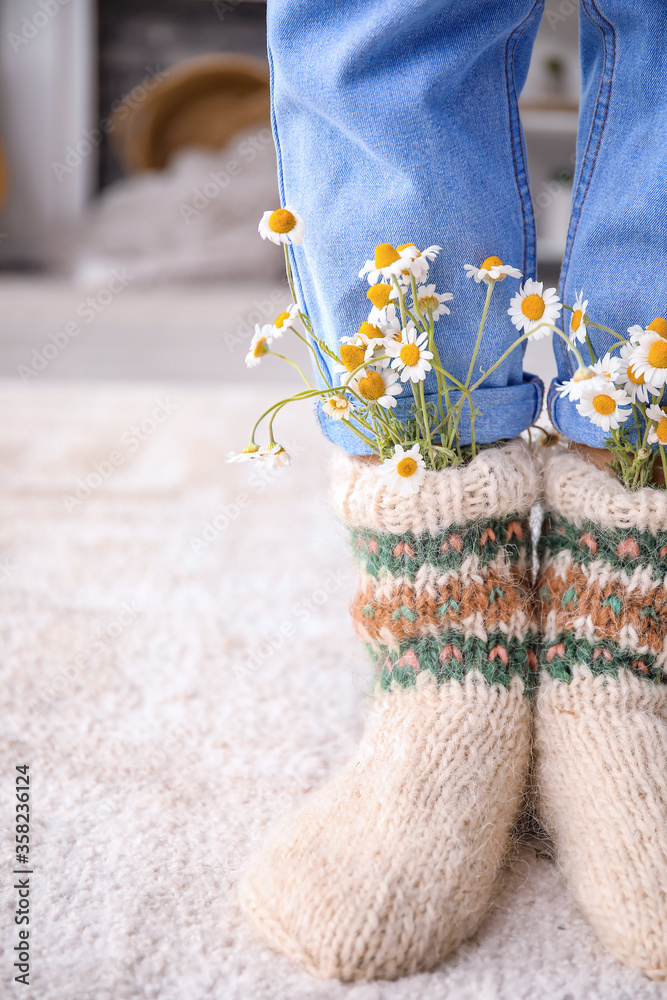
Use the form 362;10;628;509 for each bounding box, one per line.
536;448;667;979
240;442;540;980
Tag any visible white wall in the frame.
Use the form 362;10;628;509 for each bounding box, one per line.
0;0;96;264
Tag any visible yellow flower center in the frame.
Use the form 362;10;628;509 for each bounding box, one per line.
274;311;291;328
242;444;259;454
521;294;546;321
626;364;645;385
357;371;385;400
358;321;384;342
397;243;418;254
268;209;296;234
648;317;667;338
400;344;421;366
374;243;400;268
648;340;667;369
418;294;440;313
396;457;418;478
481;255;503;271
367;284;392;309
592;393;616;416
253;338;269;357
339;344;366;372
658;417;667;444
571;309;583;332
333;397;347;411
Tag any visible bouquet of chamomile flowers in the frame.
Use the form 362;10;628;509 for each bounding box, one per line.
229;205;667;494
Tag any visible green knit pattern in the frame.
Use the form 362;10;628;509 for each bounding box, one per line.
538;513;667;683
349;514;538;692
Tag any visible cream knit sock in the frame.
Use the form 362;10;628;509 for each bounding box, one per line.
535;449;667;980
239;442;540;981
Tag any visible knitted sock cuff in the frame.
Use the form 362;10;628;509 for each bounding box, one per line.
331;440;541;536
333;442;541;691
539;449;667;682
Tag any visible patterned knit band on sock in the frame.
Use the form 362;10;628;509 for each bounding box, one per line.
535;448;667;980
537;448;667;682
331;439;541;692
240;441;542;981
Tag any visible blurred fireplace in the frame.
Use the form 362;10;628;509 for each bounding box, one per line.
97;0;267;190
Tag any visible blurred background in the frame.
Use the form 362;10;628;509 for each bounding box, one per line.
0;0;579;391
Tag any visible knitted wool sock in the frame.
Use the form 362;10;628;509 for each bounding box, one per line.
535;449;667;980
239;441;540;981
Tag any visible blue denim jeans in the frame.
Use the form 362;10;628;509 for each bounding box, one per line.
267;0;662;453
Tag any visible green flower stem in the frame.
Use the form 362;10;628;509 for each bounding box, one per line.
392;276;408;329
284;244;298;306
267;350;313;387
418;379;435;465
586;320;626;340
584;333;597;365
289;329;330;386
465;281;494;388
471;323;585;391
658;441;667;486
410;274;428;329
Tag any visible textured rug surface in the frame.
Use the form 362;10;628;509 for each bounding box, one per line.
1;382;666;1000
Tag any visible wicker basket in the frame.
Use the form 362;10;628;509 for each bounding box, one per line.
111;53;271;172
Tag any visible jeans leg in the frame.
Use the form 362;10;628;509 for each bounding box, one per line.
550;0;667;445
268;0;545;454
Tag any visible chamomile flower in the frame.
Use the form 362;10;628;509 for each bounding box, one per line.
263;444;291;468
258;206;305;245
646;403;667;445
508;279;561;340
464;256;522;284
322;395;351;421
395;244;442;284
227;444;262;463
380;443;426;498
617;342;660;403
576;383;632;432
414;283;453;321
568;290;589;346
557;366;601;402
359;243;408;285
349;366;403;409
332;342;368;383
366;283;398;325
628;332;667;389
271;303;300;336
355;321;390;367
385;323;433;383
591;352;622;384
245;324;274;367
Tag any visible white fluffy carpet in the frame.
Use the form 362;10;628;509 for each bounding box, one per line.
2;382;666;1000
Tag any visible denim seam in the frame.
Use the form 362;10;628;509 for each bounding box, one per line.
504;0;544;280
548;0;616;431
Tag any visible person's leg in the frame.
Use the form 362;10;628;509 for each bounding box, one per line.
240;1;547;980
268;0;545;453
539;10;667;974
550;0;667;442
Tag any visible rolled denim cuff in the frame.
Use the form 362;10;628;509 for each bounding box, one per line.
318;372;544;456
548;378;610;448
